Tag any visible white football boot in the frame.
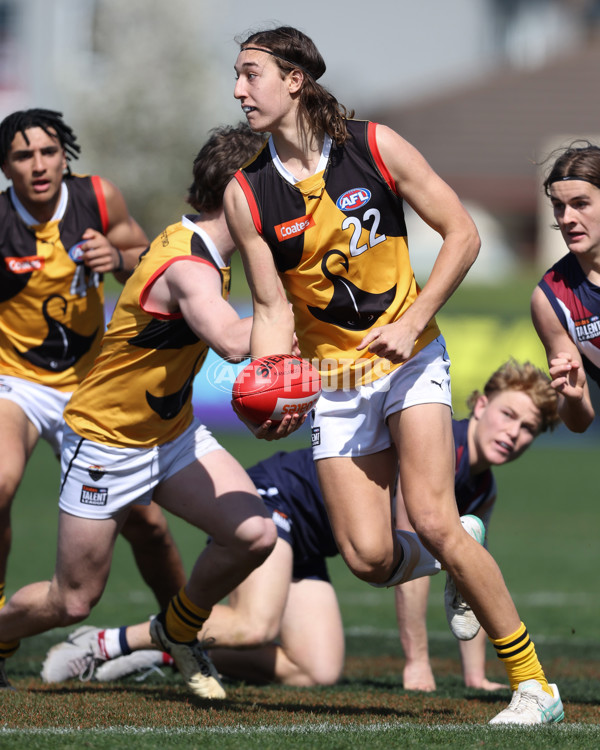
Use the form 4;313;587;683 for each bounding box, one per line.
41;626;106;682
489;679;564;725
95;650;172;681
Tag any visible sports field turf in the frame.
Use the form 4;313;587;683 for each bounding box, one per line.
2;425;599;749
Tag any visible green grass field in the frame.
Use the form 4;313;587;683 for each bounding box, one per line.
2;424;599;749
2;269;599;747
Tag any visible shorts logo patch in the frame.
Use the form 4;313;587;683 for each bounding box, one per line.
80;485;108;506
88;465;105;481
311;426;321;446
272;509;291;533
0;379;12;393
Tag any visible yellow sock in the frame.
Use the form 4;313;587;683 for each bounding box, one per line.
164;587;211;643
0;639;19;659
490;621;551;694
0;582;5;610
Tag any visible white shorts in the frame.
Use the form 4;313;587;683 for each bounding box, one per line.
311;337;452;459
59;418;223;519
0;375;71;456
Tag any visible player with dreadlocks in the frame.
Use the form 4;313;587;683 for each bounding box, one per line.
0;108;153;615
0;109;82;167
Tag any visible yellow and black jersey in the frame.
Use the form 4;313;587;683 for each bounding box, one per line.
234;119;440;388
0;174;108;391
65;216;230;447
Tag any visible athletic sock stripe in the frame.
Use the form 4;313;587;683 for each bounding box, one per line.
0;640;19;657
173;594;206;630
118;626;131;656
494;637;532;659
172;598;207;630
492;627;529;653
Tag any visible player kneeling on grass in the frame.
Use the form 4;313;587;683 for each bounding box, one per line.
0;123;284;700
42;360;563;721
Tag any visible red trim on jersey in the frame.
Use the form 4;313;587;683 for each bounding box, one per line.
234;170;263;234
90;175;109;234
139;256;220;320
367;122;396;193
455;444;464;478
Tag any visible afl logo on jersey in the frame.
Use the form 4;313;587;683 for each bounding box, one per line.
336;188;371;211
68;241;86;264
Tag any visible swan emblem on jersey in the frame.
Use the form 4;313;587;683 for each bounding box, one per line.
145;352;206;420
307;250;396;330
14;294;98;371
128;318;204;421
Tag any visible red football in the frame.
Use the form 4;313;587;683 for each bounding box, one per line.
232;355;322;425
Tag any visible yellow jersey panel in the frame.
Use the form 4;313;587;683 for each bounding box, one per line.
0;175;107;391
65;218;230;447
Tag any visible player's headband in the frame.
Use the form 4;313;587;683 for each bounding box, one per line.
241;46;318;80
548;176;598;186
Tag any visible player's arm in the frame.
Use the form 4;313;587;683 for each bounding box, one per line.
531;285;594;432
224;178;295;357
148;258;252;361
358;125;480;363
81;177;149;281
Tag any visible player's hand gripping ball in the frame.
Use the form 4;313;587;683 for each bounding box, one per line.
232;355;321;425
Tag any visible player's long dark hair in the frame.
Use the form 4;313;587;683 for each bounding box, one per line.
0;108;80;170
543;140;600;196
187;123;265;213
237;26;354;145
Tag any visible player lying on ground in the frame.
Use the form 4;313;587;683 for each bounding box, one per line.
41;360;559;694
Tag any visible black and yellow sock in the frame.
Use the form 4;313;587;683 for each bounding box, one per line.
0;582;5;610
164;587;211;644
490;621;551;694
0;638;19;659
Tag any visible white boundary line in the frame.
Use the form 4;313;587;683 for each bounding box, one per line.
1;723;599;735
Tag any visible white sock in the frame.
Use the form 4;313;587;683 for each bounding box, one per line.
98;627;125;659
369;530;441;588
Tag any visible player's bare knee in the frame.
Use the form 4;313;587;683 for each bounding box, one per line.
310;665;342;686
411;512;457;559
345;557;392;584
239;515;277;561
338;541;393;583
54;594;95;627
121;506;169;546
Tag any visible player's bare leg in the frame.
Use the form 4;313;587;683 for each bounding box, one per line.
0;401;39;599
395;576;436;691
316;448;399;584
0;509;126;641
120;502;186;609
389;404;521;640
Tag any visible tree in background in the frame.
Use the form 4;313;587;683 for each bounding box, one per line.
68;0;229;239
